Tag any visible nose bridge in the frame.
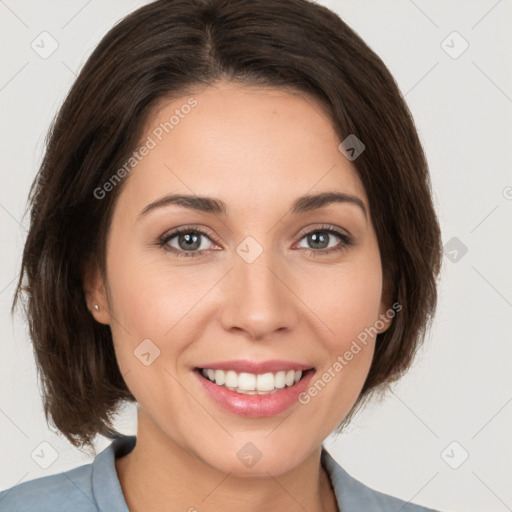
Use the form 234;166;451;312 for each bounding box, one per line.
219;238;296;338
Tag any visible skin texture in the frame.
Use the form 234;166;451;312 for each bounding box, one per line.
85;81;392;512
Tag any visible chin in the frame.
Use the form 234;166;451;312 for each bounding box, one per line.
190;435;317;478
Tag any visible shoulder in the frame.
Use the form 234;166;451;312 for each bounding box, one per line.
321;448;442;512
0;435;135;512
0;462;96;512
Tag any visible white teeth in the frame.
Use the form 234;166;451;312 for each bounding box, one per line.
238;372;256;391
256;372;275;391
274;371;286;388
225;370;238;388
200;368;305;393
214;369;225;386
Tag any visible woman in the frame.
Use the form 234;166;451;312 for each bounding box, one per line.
1;0;443;510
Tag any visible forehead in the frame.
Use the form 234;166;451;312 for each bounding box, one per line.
117;82;367;216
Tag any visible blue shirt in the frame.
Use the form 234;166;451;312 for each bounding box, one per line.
0;435;440;511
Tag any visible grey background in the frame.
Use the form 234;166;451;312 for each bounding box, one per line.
1;1;511;511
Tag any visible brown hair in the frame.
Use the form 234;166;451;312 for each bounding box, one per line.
13;0;442;450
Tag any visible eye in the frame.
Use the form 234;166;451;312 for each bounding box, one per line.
158;227;218;258
295;225;353;256
157;224;353;258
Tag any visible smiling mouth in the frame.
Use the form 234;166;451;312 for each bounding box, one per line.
195;367;315;395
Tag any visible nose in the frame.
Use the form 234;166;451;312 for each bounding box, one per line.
218;245;299;340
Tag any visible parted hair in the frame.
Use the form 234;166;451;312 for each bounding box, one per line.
13;0;442;450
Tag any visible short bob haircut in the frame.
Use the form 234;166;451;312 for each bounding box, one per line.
13;0;442;450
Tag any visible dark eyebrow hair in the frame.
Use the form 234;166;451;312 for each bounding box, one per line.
138;191;367;221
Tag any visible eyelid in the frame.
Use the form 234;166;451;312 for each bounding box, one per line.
159;224;219;242
294;223;351;240
158;224;221;246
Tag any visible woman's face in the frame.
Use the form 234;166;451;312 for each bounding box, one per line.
91;81;392;476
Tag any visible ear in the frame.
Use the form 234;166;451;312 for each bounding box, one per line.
376;280;395;335
81;258;111;325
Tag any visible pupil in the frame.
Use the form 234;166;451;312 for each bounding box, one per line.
180;233;200;250
309;232;327;249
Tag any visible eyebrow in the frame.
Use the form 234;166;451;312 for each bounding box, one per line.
138;191;367;221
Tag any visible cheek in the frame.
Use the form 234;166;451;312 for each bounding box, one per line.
296;254;383;400
106;239;201;335
298;255;383;345
102;241;176;367
104;246;221;393
295;263;382;419
104;255;197;412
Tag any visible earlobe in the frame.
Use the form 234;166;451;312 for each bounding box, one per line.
89;302;110;325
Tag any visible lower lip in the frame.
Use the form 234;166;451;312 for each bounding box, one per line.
194;368;315;418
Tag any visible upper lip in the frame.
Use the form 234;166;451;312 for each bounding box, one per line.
196;359;314;373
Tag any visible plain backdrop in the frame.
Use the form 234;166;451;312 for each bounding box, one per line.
1;1;511;511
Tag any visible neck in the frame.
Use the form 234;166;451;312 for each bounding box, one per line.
115;411;338;512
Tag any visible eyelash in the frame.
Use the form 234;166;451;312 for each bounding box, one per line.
157;225;353;258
